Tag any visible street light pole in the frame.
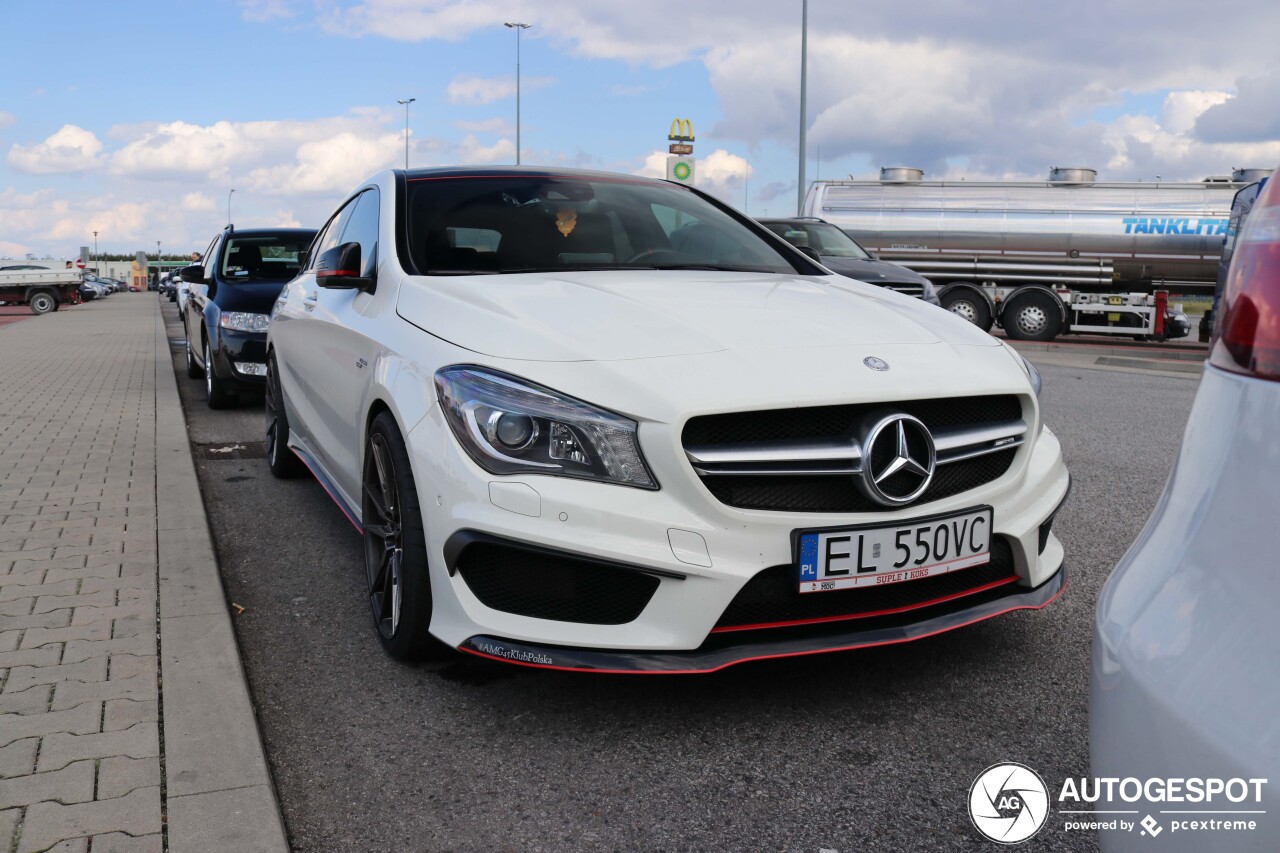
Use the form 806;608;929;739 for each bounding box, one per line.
504;22;532;166
797;0;808;216
156;240;161;288
227;188;235;227
397;98;415;169
93;231;99;274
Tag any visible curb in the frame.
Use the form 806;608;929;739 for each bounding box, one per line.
152;303;290;853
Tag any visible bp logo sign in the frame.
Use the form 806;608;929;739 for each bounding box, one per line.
665;155;695;184
969;763;1050;844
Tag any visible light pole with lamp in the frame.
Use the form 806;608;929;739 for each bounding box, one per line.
227;188;235;227
93;231;99;275
504;22;531;165
796;0;808;216
397;98;415;169
156;240;161;290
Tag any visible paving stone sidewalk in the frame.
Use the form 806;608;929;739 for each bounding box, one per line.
0;297;287;853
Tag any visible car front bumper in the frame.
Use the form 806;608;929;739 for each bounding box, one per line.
410;405;1070;668
213;329;268;390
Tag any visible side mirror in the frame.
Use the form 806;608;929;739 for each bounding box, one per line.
179;264;206;284
796;245;822;262
316;242;372;290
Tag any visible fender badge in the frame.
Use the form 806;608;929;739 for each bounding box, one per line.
863;356;890;371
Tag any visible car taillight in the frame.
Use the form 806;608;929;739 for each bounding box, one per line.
1210;174;1280;381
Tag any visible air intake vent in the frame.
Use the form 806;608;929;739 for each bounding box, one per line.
1048;167;1096;184
1232;168;1274;184
880;167;924;183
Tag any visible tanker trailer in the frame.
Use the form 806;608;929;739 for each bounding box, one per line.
803;166;1273;341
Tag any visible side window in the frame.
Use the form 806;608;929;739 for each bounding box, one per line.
337;189;380;278
200;236;219;280
308;198;359;271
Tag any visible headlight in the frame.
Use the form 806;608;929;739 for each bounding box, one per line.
921;280;941;306
218;312;271;333
435;366;658;490
1000;341;1042;396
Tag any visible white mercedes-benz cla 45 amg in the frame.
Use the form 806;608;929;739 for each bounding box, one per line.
266;167;1070;672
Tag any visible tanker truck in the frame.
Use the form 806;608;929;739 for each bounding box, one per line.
802;166;1274;341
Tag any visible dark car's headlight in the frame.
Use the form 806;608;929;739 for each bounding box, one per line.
921;280;941;306
218;312;271;333
435;366;657;489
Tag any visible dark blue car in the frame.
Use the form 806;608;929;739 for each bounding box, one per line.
181;226;317;408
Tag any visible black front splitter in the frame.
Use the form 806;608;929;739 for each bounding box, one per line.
457;565;1067;674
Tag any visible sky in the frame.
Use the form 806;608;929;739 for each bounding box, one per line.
2;0;1280;258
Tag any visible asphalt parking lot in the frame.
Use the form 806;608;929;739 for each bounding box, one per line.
162;300;1200;852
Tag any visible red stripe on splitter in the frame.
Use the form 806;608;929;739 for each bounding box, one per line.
710;574;1020;634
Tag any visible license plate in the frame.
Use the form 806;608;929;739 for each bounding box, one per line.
796;507;993;593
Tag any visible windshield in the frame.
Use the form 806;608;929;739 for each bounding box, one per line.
763;222;872;259
406;175;800;276
220;235;311;281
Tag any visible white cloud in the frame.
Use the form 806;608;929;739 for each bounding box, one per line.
454;117;515;135
243;131;404;194
0;112;16;130
180;192;216;212
446;75;554;105
8;125;103;174
239;0;295;22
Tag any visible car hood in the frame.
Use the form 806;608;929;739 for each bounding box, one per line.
819;256;931;286
396;270;995;362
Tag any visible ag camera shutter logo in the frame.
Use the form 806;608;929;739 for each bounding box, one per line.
969;762;1050;844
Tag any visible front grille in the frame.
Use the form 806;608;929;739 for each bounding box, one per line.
683;395;1021;447
455;541;660;625
886;284;924;298
714;536;1017;632
684;395;1022;512
699;449;1016;513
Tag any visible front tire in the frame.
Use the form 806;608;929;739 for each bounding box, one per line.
362;411;443;660
204;338;237;409
1001;289;1063;342
28;291;56;315
185;335;204;379
264;353;306;479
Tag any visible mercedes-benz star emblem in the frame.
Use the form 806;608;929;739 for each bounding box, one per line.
858;414;936;506
863;356;890;371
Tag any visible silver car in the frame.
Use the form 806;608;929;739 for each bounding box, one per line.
1090;168;1280;851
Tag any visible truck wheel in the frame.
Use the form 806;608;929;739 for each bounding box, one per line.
940;288;993;331
1001;290;1062;342
28;291;56;315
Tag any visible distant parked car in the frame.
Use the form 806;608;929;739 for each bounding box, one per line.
181;225;315;408
1091;166;1280;851
758;217;941;304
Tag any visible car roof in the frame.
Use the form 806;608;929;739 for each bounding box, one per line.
220;227;317;239
399;165;670;185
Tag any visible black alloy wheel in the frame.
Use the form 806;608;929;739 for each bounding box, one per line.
264;353;305;478
361;412;443;660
